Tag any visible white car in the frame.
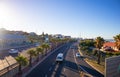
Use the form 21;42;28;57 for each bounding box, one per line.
76;52;80;57
56;53;64;62
9;49;19;54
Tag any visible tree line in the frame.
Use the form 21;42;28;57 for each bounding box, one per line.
79;34;120;64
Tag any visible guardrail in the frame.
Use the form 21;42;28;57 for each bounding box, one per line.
0;56;19;77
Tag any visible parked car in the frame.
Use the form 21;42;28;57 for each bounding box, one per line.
9;49;19;54
76;52;80;57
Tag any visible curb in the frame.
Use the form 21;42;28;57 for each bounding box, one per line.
78;47;104;75
84;59;104;75
22;44;65;77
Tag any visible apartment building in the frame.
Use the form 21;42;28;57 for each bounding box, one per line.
0;33;28;50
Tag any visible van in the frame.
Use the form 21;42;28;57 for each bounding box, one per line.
56;53;64;62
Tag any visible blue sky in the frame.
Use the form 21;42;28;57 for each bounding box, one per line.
0;0;120;39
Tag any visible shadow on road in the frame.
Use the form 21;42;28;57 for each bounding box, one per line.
79;65;104;77
48;60;79;77
46;44;78;77
64;60;79;73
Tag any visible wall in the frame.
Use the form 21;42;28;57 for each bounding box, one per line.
105;55;120;77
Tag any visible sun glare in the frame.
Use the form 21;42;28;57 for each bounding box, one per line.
0;1;16;28
0;1;9;20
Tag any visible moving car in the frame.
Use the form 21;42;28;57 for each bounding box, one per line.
56;53;64;63
9;49;19;54
76;52;80;57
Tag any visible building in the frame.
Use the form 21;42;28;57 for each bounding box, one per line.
45;34;49;43
102;42;118;51
64;36;71;39
0;34;28;50
29;32;37;36
53;34;64;39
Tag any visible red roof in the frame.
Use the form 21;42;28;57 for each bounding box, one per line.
103;42;116;47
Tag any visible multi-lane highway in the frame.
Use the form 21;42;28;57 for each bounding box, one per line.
26;42;104;77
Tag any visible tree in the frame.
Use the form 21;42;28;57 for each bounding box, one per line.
95;36;104;64
36;47;44;62
41;43;50;55
50;38;58;47
114;34;120;51
15;55;28;74
93;48;98;56
27;48;36;67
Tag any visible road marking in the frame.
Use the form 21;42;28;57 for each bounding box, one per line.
45;74;47;77
64;68;66;72
79;65;89;73
49;67;52;71
73;48;89;74
51;63;60;77
73;49;78;64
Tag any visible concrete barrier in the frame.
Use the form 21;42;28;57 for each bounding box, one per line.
105;55;120;77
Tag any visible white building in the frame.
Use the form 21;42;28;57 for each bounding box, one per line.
64;36;71;39
0;34;28;50
54;34;64;39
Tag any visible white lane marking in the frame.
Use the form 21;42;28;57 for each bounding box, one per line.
45;74;47;77
79;65;89;73
64;68;65;72
51;64;59;77
54;64;59;71
49;67;52;71
73;49;78;64
73;49;89;74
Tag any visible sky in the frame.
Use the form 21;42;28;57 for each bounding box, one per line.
0;0;120;39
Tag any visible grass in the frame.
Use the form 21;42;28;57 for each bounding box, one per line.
78;47;105;75
85;58;105;75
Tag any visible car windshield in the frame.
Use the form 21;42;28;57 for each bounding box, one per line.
57;57;62;59
10;49;15;51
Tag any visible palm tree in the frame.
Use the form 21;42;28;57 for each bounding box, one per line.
15;55;28;74
27;48;36;67
36;47;44;62
41;43;50;55
50;38;57;47
95;36;104;64
114;34;120;51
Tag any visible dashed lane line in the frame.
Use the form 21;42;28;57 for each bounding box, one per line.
73;49;89;74
45;74;47;77
49;67;52;71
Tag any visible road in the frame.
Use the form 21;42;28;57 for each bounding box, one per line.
26;42;104;77
73;43;104;77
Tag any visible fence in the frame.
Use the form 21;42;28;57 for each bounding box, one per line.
0;56;19;77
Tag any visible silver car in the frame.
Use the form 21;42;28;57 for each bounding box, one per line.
76;52;80;57
9;49;18;54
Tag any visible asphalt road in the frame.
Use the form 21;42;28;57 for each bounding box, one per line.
26;42;104;77
73;43;104;77
26;43;80;77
